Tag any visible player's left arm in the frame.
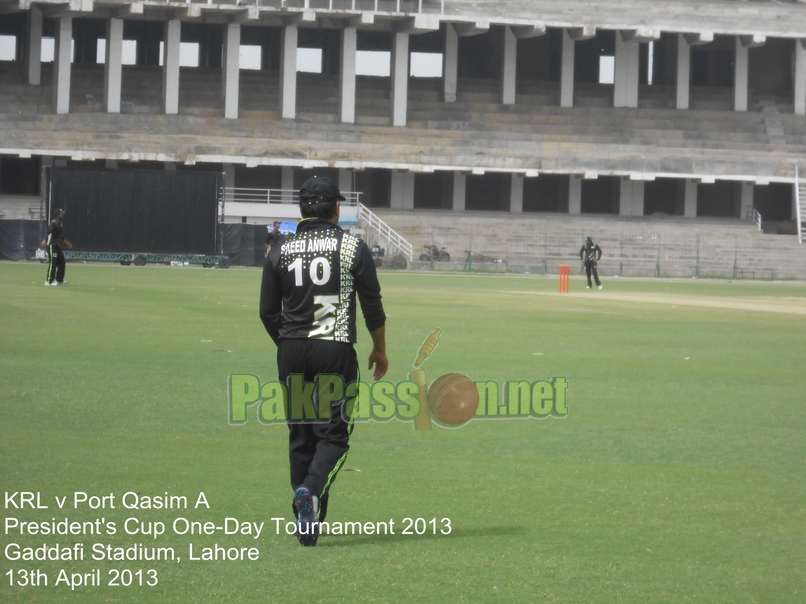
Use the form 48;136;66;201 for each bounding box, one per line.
353;242;387;378
595;245;602;261
367;326;388;380
63;239;73;249
353;243;385;327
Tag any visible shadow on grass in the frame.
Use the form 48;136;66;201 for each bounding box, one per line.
316;525;522;548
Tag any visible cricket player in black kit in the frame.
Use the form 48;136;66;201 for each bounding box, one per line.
579;236;603;289
259;176;388;547
41;208;72;286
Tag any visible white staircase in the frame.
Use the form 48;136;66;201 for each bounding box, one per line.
223;187;413;259
357;203;413;260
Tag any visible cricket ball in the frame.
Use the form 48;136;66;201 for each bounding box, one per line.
427;373;479;425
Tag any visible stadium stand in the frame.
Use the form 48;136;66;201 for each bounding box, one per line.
1;0;805;275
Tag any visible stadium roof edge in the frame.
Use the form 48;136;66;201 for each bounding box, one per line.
3;148;800;185
3;1;806;40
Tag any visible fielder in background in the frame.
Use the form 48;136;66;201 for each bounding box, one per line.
41;208;72;286
579;236;603;290
264;221;281;254
259;176;388;547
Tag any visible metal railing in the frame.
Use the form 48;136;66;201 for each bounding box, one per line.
357;202;413;260
221;188;412;258
203;0;445;13
379;217;806;278
797;166;804;244
224;187;360;205
751;208;762;231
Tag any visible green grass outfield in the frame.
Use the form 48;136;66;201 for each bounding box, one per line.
1;261;805;603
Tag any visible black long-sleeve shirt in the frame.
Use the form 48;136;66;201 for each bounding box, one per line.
580;242;602;263
47;219;65;247
259;218;385;345
265;228;281;248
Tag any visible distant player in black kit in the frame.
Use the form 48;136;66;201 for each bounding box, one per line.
41;208;72;286
264;221;281;254
259;176;388;547
579;236;603;289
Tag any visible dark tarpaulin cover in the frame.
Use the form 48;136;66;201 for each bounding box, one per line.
50;168;220;255
24;220;43;259
219;223;270;267
219;224;243;266
0;220;45;261
255;226;268;267
0;220;25;261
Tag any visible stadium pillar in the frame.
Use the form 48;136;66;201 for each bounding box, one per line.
619;179;631;216
162;20;181;115
280;25;298;120
104;18;123;114
620;179;645;216
561;30;575;108
740;181;754;220
390;171;414;209
676;34;690;110
734;37;749;112
391;32;410;127
52;17;72;115
403;172;415;209
452;172;466;211
510;173;523;213
568;175;581;214
501;26;517;105
614;35;639;108
281;167;294;191
339;27;357;124
338;169;352;195
26;5;42;86
224;164;235;192
795;41;806;116
634;181;646;216
684;179;698;217
223;24;241;120
443;23;458;103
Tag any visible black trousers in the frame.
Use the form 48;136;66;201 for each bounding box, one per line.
46;245;65;284
584;261;601;287
277;339;357;522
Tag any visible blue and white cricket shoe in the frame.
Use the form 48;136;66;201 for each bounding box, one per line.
293;487;319;547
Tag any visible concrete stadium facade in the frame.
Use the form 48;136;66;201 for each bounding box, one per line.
1;0;805;236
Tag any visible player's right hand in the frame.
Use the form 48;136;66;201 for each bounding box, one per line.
368;349;388;381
